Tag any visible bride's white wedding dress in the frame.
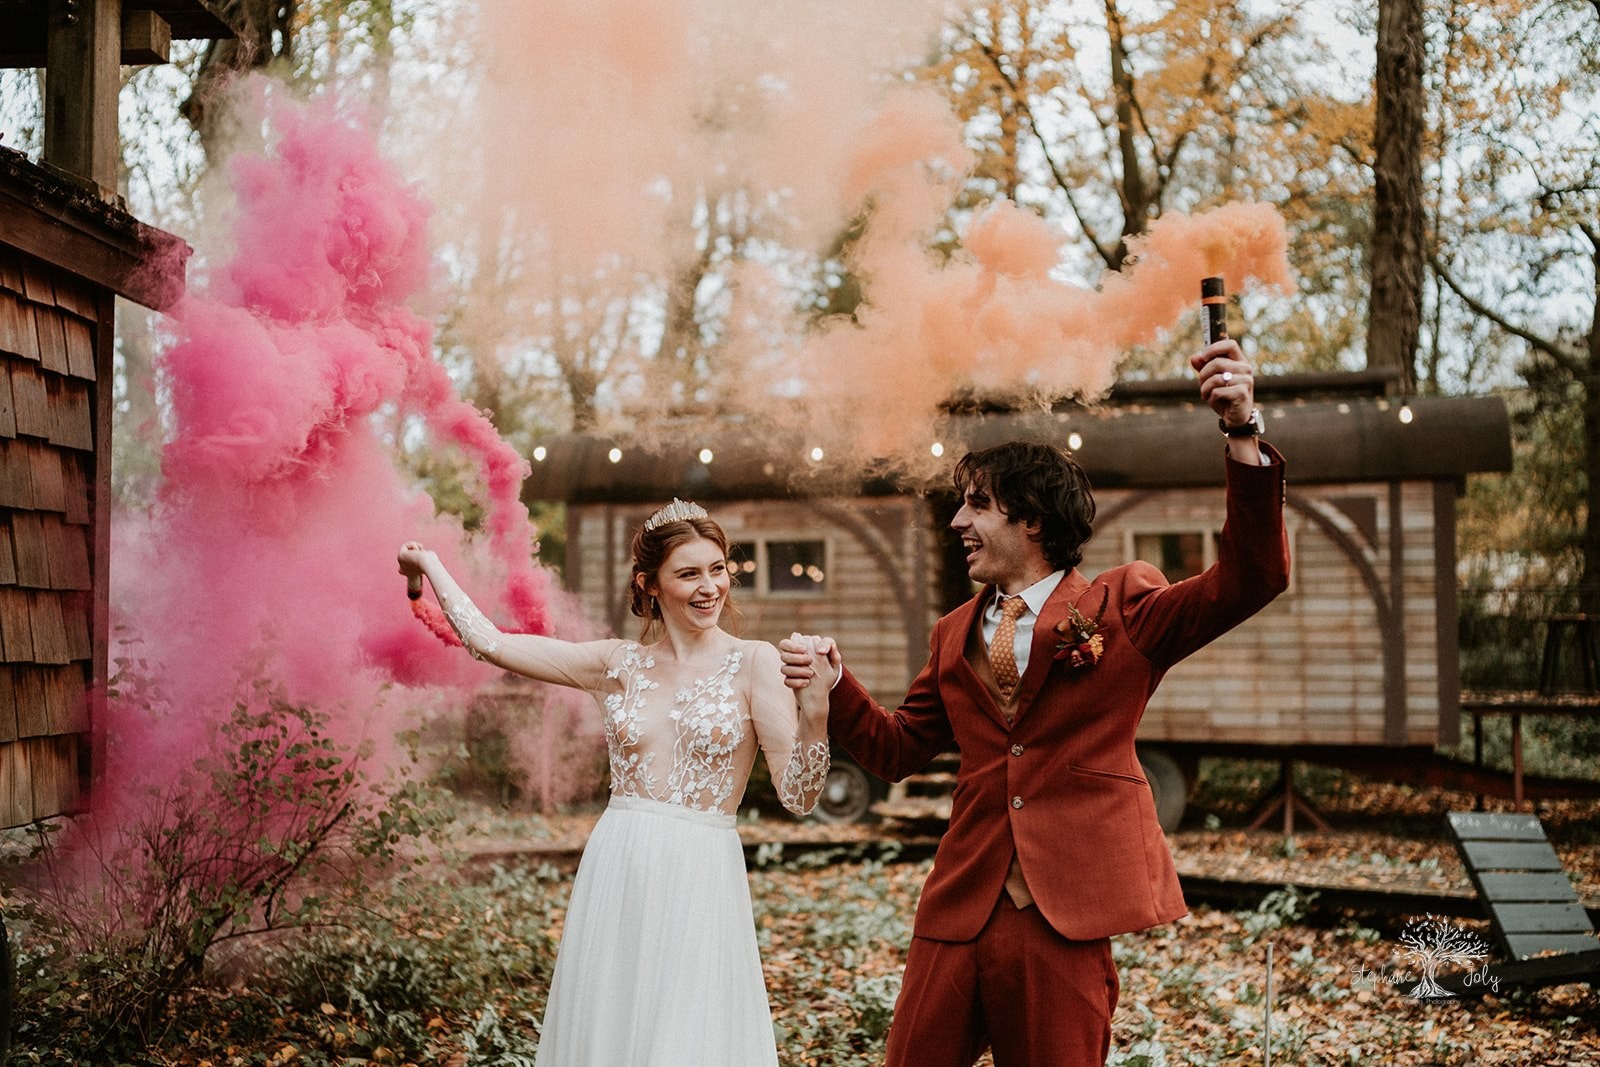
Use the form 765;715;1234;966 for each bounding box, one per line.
527;638;831;1067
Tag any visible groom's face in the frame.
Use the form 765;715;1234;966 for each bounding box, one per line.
951;479;1044;593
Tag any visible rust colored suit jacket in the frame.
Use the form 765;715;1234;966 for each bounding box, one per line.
829;446;1291;943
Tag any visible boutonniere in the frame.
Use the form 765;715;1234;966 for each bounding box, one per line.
1053;586;1109;670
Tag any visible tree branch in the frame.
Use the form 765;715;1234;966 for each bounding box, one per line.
1431;253;1585;374
974;39;1121;270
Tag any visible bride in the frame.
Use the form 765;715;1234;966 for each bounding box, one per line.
398;498;837;1066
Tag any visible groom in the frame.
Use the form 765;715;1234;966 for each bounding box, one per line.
780;336;1290;1065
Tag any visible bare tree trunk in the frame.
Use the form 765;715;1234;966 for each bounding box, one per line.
1583;247;1600;615
180;0;297;157
996;83;1022;202
1104;0;1150;268
1368;0;1425;393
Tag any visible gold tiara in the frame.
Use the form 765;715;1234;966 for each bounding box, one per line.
643;498;708;532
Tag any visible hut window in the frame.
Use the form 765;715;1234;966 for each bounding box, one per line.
729;543;760;584
726;539;829;597
767;540;829;596
1132;531;1210;583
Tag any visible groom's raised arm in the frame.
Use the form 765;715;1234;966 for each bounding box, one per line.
781;631;954;783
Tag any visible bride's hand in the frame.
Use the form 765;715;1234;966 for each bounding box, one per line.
791;634;838;719
397;541;434;579
806;635;839;690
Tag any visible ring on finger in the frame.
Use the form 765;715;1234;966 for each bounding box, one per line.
1221;371;1233;384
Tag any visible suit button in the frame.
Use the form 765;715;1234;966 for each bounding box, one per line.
1011;744;1024;757
1012;796;1023;809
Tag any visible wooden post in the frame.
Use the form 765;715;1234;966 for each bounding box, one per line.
1511;711;1524;811
1282;759;1295;838
1263;941;1274;1067
120;9;172;66
43;0;123;197
1472;708;1485;811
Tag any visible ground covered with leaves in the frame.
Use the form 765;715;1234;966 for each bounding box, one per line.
11;768;1600;1066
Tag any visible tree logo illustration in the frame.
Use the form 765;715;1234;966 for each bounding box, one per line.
1398;915;1491;999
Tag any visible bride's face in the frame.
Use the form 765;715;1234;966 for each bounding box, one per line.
644;536;731;635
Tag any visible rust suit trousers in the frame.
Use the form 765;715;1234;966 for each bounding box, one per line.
885;893;1119;1067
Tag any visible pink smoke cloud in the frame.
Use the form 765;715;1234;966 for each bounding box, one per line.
108;97;580;798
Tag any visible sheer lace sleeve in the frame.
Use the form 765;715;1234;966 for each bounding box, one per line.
746;642;830;816
419;555;618;690
441;591;501;661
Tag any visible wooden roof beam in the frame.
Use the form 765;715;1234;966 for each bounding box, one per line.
0;1;232;67
42;0;123;195
0;0;235;197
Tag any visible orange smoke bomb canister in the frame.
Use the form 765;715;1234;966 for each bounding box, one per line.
1201;276;1228;346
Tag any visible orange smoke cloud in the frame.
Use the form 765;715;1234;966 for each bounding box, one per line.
431;1;1292;471
796;191;1291;459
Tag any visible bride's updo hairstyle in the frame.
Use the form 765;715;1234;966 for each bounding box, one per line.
628;498;742;640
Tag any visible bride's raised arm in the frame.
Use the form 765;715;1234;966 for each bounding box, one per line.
747;639;832;817
398;542;617;690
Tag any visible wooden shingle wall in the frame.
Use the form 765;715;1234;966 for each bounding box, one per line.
0;247;97;825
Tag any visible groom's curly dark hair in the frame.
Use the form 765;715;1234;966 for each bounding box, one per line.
953;441;1096;571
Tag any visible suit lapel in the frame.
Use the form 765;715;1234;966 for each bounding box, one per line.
948;591;1014;731
1012;570;1090;720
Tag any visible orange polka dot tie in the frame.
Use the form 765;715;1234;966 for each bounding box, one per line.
992;595;1028;697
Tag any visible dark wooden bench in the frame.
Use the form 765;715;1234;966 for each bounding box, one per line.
1440;811;1600;993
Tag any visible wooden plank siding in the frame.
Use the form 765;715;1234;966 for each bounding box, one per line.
564;476;1456;749
1083;479;1450;747
0;245;101;825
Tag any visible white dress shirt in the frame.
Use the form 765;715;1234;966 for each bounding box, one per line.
980;570;1066;680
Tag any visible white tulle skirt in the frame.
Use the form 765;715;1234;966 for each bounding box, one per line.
533;795;779;1067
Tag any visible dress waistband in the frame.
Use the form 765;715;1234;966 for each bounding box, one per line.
606;793;738;829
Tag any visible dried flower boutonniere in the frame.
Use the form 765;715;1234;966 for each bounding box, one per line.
1054;586;1109;670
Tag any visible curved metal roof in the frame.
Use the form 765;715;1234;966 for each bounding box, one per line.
522;392;1513;504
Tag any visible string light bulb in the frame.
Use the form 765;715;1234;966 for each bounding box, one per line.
699;448;714;464
809;446;825;462
608;447;623;463
1067;431;1083;451
532;445;547;462
1398;401;1413;425
931;441;944;458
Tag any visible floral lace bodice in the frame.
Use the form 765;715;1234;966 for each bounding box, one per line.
420;570;830;818
599;641;828;816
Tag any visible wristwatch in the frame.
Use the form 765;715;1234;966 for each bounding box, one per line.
1220;408;1265;438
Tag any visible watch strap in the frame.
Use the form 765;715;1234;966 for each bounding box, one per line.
1220;409;1264;438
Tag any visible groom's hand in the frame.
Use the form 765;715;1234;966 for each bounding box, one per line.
780;632;838;690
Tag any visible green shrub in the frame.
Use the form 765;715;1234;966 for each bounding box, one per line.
5;672;451;1062
269;864;563;1059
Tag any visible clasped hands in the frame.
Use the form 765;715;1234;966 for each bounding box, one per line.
780;633;840;692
